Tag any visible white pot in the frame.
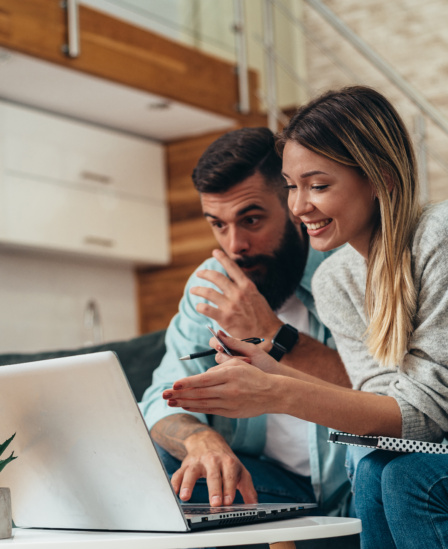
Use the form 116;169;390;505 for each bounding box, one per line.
0;487;12;539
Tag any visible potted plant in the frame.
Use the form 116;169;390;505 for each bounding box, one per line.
0;434;17;540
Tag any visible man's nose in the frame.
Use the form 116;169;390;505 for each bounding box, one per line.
227;227;250;255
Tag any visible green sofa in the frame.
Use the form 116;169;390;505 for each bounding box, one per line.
0;330;167;402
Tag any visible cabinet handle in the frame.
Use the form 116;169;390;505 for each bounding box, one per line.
80;171;112;184
84;236;115;248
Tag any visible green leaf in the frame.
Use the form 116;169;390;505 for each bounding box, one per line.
0;452;17;473
0;434;16;459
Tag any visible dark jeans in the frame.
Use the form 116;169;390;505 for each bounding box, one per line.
353;450;448;549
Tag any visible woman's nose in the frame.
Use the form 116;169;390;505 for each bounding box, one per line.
288;190;313;217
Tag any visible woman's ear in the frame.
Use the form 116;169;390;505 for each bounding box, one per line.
371;171;394;199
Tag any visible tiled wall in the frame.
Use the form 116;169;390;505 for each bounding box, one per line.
303;0;448;202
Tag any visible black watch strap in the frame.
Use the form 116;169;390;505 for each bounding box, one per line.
268;323;299;361
268;344;285;361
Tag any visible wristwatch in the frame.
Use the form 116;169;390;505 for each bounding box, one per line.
268;323;299;361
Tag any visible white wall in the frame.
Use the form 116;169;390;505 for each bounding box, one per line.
0;249;138;354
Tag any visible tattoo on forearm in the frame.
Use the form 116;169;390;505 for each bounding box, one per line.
151;415;211;460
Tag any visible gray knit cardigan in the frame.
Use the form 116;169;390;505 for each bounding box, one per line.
312;200;448;442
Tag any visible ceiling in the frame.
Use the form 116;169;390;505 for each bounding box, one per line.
0;47;236;143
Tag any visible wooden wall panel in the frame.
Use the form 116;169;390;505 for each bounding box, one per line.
136;131;229;333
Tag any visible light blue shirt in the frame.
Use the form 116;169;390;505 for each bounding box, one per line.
140;246;351;515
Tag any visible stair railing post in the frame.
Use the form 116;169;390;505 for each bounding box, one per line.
61;0;80;58
233;0;250;114
262;0;278;132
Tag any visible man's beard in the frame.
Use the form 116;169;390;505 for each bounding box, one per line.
235;219;308;311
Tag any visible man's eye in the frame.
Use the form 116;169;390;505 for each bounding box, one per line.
245;217;260;226
211;222;224;229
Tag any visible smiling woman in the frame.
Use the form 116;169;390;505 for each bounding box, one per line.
165;86;448;549
282;143;377;259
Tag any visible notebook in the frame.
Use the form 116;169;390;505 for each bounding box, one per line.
329;431;448;454
0;351;315;532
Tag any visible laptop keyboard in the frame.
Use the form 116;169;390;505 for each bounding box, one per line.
183;506;258;515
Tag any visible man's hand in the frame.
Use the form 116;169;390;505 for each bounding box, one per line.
173;429;258;506
190;249;282;344
151;414;258;507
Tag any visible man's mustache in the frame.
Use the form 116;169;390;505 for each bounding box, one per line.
235;255;271;269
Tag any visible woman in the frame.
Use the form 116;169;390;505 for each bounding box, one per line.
163;86;448;548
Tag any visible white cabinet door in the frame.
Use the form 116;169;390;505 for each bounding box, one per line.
0;174;108;254
109;198;170;264
0;174;170;264
2;101;166;201
0;101;170;265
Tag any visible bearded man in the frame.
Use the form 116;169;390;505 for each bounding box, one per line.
140;127;351;516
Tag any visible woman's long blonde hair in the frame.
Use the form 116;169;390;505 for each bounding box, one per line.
277;86;421;367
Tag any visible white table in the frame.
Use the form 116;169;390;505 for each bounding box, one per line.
5;518;361;549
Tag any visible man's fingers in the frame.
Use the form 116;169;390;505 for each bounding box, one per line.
177;466;203;502
204;464;225;507
212;249;249;285
190;285;227;308
220;465;239;506
238;469;259;504
170;468;184;496
194;269;235;293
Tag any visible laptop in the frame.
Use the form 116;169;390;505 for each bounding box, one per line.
0;351;316;532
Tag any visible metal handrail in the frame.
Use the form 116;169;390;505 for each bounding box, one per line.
302;0;448;138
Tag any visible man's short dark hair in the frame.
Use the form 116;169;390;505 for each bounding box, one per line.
192;127;286;203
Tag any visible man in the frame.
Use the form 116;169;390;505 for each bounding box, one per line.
139;127;351;516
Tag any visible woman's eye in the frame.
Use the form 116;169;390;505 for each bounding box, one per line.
312;185;328;191
284;185;297;191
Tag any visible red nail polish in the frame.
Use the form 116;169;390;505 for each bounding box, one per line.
168;399;178;406
173;383;183;390
163;392;173;399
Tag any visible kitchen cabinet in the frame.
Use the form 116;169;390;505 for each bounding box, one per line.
0;100;170;265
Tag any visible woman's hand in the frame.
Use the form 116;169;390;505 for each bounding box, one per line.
211;331;279;373
162;360;279;418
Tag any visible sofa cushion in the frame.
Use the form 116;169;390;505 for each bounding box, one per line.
0;330;166;402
